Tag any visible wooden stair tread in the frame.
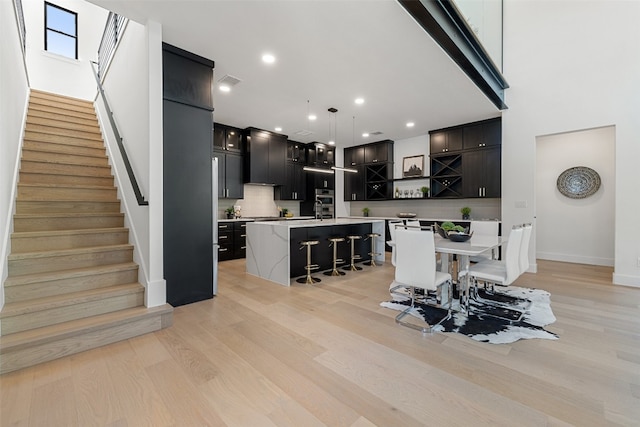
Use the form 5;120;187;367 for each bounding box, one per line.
8;243;132;262
23;130;104;142
0;304;173;353
30;90;94;106
11;227;127;239
20;158;111;172
4;262;138;287
18;183;115;190
0;283;144;318
14;212;123;218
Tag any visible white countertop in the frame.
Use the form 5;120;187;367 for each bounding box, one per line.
347;216;500;222
219;216;314;222
251;217;385;228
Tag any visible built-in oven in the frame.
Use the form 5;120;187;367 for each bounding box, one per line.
315;189;334;219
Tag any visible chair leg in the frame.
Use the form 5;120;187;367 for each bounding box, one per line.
394;286;452;334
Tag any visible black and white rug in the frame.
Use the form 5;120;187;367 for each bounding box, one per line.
380;284;558;344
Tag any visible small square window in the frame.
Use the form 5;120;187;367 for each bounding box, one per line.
45;2;77;59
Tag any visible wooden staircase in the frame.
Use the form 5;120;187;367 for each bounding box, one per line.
0;90;172;374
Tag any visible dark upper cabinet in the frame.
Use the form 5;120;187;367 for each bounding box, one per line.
462;146;501;198
243;128;287;185
430;128;463;154
214;123;243;153
277;162;307;200
214;151;243;199
462;118;501;150
344;146;365;166
308;143;334;167
313;173;334;190
287;140;306;163
364;141;393;163
344;165;365;201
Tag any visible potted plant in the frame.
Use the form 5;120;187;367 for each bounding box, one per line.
420;186;429;198
281;208;289;217
362;207;370;217
225;206;235;219
461;206;471;220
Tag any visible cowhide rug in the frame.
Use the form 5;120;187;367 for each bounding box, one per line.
380;284;558;344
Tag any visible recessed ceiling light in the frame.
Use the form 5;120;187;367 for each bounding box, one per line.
275;127;282;132
328;140;335;146
262;53;275;64
219;84;231;92
308;114;317;121
362;133;369;138
406;122;415;127
355;98;365;105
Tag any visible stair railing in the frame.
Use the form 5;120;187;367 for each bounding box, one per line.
90;61;148;206
91;11;147;206
12;0;26;54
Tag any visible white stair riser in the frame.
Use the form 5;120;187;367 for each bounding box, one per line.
0;290;144;335
11;229;128;253
9;247;134;276
4;267;139;303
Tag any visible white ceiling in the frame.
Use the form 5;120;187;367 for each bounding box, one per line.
89;0;500;148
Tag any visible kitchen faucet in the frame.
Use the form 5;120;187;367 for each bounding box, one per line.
314;199;323;221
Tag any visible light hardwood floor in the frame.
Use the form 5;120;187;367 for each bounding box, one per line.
1;256;639;426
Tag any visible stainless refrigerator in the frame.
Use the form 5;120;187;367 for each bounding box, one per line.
212;157;219;295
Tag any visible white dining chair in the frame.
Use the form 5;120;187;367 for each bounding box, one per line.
468;225;524;293
519;223;533;274
391;228;452;333
387;220;402;266
405;219;421;229
469;220;500;262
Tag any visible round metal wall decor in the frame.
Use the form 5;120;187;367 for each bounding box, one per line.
556;166;601;199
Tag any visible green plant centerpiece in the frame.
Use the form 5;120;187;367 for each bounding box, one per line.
461;206;471;220
362;207;370;217
420;186;429;198
225;206;235;219
441;221;465;233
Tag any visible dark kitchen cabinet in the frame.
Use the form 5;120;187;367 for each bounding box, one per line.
344;146;365;167
218;221;248;261
243;128;287;185
162;43;214;307
430;153;463;198
462;118;501;150
308;143;334;167
313;172;334;190
287;140;306;163
213;150;243;199
429;128;463;153
214;123;243;153
343;140;393;201
277;161;307;200
364;140;393;164
462;146;501;198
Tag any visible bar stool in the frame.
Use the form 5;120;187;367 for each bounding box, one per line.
296;240;321;284
343;235;363;271
364;232;381;266
324;237;346;276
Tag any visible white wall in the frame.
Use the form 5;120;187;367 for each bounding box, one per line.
23;0;107;100
0;0;31;311
502;0;640;285
536;126;615;266
96;19;165;306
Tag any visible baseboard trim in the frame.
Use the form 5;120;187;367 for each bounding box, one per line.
612;273;640;288
536;252;614;267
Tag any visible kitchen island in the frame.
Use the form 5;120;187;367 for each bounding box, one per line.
246;218;385;286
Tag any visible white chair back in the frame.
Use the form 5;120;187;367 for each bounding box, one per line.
470;220;499;237
519;223;533;273
395;228;439;291
405;219;421;229
387;220;402;242
504;226;524;285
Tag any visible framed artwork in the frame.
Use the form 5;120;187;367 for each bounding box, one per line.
402;155;424;178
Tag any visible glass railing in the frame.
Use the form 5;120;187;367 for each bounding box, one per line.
452;0;503;71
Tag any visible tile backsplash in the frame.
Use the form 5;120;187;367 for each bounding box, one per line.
218;184;300;219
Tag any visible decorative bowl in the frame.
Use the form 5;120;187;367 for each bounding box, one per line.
396;212;417;218
433;223;448;238
447;231;473;242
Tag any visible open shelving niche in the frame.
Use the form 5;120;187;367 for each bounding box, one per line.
391;175;432;199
